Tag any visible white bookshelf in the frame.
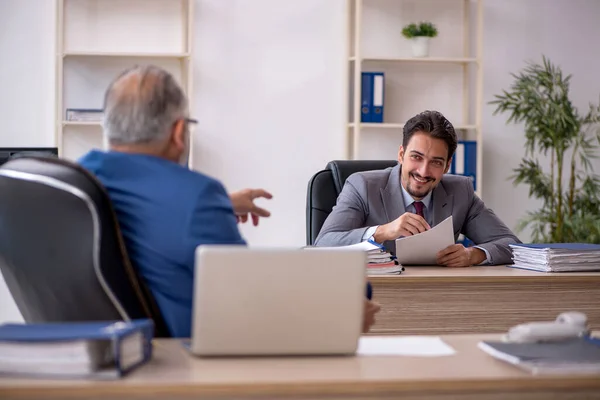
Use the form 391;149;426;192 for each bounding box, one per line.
346;0;484;196
55;0;194;164
63;52;191;58
355;57;477;63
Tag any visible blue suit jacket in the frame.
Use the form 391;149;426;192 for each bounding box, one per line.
79;150;245;338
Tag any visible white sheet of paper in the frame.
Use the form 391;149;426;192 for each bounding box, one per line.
394;216;454;265
357;336;456;356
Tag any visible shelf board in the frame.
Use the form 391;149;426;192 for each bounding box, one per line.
350;57;477;64
349;123;477;130
62;121;102;127
63;51;190;58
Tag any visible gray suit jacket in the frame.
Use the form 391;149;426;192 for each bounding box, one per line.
314;164;521;265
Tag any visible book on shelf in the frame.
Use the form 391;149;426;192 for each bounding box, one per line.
0;319;154;379
450;140;476;190
65;108;104;122
360;72;385;123
509;243;600;272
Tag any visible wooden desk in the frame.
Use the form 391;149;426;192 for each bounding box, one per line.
1;336;599;400
369;266;600;336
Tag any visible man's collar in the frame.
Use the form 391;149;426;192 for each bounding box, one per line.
400;181;433;209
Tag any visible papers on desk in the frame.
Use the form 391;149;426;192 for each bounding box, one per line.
306;241;403;275
357;336;456;357
320;240;382;252
509;243;600;272
394;216;455;265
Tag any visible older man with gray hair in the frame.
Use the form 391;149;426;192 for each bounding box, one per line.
78;65;273;337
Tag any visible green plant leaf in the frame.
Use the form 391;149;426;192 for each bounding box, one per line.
401;21;438;38
491;55;600;243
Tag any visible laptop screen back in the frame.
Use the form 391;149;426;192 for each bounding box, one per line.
191;246;366;356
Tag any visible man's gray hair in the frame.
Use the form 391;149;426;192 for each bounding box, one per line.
103;65;188;145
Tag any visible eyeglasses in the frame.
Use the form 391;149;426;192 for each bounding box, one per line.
183;117;198;133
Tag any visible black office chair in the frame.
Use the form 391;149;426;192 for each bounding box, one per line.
0;156;170;337
306;160;398;245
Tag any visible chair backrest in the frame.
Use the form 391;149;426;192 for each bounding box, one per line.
0;156;170;337
306;160;398;245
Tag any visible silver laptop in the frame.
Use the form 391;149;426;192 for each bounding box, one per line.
189;246;366;356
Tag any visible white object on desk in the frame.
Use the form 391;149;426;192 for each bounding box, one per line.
395;216;455;265
504;311;589;343
357;336;456;357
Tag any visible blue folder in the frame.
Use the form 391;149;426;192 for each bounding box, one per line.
0;319;154;378
361;72;384;123
511;243;600;250
451;140;477;190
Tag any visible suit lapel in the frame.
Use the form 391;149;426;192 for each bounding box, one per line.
431;180;453;226
380;164;405;221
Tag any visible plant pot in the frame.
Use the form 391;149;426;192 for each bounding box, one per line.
410;37;430;57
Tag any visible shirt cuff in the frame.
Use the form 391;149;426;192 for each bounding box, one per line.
474;246;491;265
362;226;379;241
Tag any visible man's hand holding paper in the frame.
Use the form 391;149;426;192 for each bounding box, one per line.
391;216;487;267
373;212;431;243
436;243;486;268
394;216;453;266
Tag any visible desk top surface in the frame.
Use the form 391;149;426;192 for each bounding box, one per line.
2;334;599;398
369;265;600;283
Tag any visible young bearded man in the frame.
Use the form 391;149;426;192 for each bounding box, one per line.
315;110;521;267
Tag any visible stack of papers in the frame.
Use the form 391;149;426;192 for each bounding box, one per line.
306;241;403;274
509;243;600;272
361;241;404;275
331;241;403;274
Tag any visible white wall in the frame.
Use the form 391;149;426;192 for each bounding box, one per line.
0;0;56;147
191;0;348;246
1;0;599;322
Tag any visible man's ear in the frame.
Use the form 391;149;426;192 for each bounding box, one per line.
398;146;405;164
171;119;186;150
445;157;452;174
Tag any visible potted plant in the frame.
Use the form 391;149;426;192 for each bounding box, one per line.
401;22;438;57
490;56;600;243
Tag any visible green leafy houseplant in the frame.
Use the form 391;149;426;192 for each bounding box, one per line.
490;56;600;243
401;22;438;39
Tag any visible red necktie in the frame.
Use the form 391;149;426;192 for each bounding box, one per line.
413;201;424;218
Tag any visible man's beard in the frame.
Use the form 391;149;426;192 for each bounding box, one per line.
406;172;434;198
